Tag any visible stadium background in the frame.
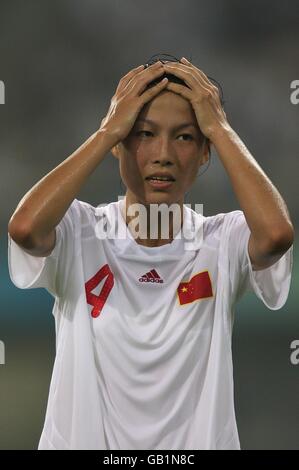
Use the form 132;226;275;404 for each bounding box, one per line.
0;0;298;449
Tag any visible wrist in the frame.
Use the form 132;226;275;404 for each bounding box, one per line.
95;127;121;151
205;121;233;144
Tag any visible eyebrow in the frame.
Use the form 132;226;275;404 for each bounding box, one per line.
136;118;197;131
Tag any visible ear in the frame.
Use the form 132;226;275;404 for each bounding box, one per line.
200;139;210;166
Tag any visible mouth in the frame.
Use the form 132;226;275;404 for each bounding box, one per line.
145;173;176;190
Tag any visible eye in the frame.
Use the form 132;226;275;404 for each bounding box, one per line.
177;134;194;141
136;130;152;137
136;131;194;141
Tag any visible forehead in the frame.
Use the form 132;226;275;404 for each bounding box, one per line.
138;90;196;123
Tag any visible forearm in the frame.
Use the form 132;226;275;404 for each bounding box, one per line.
8;128;116;243
210;125;294;247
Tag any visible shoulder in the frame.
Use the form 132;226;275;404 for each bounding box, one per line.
187;207;246;240
70;198;118;223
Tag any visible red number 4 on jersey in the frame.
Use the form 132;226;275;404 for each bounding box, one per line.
85;264;114;318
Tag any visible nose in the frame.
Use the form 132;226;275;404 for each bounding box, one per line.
151;136;175;166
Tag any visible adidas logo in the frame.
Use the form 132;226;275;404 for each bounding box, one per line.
139;269;164;283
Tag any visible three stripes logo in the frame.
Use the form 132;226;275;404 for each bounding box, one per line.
139;269;164;284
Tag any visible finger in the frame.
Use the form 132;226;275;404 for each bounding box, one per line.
162;62;207;90
124;63;165;96
181;59;218;92
121;61;161;89
119;62;162;95
163;81;193;101
116;62;162;93
121;64;145;82
164;62;212;90
166;81;217;109
116;64;145;92
181;58;210;82
138;77;169;105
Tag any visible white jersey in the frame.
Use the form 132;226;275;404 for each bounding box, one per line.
7;197;293;450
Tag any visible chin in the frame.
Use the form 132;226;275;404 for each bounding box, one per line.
142;191;180;207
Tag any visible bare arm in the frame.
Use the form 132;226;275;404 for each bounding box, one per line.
162;59;294;270
8;129;116;256
210;126;294;270
8;61;167;257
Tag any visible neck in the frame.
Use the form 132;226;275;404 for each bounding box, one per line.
122;192;184;247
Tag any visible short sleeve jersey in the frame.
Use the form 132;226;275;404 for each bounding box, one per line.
7;198;293;450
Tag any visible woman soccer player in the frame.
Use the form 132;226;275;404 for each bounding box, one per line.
8;53;294;450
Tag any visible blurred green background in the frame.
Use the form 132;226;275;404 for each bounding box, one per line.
0;0;298;449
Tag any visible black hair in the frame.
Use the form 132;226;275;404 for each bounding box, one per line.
143;53;226;178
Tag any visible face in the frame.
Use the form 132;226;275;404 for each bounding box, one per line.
113;89;209;207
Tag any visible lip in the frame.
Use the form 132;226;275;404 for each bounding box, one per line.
145;172;176;181
146;179;175;189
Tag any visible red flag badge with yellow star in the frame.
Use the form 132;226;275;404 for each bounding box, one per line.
177;271;213;305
